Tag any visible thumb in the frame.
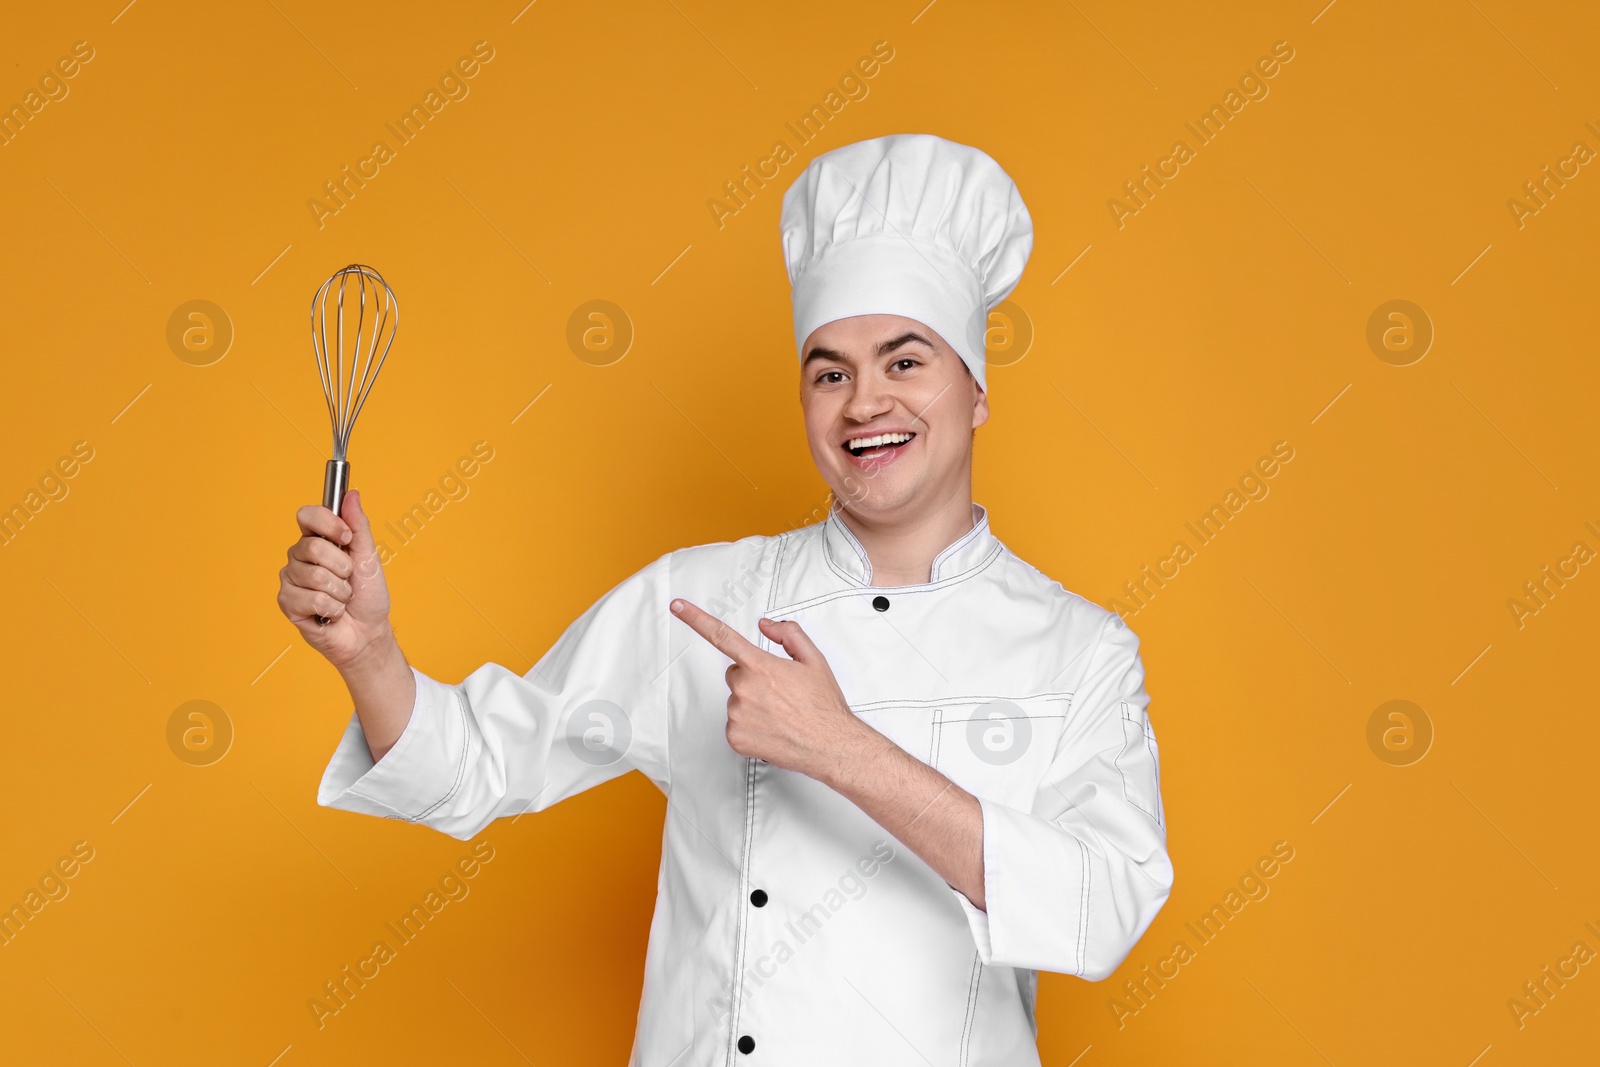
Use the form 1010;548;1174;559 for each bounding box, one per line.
341;489;379;558
760;617;823;665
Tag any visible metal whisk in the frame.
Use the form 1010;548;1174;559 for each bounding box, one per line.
311;264;399;522
310;264;397;626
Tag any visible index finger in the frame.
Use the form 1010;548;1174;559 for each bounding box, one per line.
670;599;762;665
296;504;352;545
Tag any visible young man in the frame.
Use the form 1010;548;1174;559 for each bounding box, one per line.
277;133;1172;1065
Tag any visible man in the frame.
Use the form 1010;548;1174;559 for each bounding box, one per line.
277;133;1172;1065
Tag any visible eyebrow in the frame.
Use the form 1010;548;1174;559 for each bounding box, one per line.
801;331;935;368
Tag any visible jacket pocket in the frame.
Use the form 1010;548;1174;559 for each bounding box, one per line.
1115;700;1165;831
852;703;939;766
929;694;1070;808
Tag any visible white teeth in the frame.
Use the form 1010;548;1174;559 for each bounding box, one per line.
846;432;914;450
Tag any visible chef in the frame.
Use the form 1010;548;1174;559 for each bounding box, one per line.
278;132;1172;1065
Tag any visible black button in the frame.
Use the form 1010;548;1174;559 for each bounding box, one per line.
738;1035;755;1054
750;889;768;907
871;595;889;612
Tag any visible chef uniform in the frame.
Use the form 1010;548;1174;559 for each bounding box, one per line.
317;134;1172;1066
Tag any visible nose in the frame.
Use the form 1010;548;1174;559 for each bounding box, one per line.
841;372;894;424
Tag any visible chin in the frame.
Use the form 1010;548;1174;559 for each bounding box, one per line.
836;473;920;515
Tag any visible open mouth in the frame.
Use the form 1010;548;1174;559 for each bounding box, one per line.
843;431;917;463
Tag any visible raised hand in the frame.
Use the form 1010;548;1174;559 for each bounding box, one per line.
670;599;867;778
277;489;395;670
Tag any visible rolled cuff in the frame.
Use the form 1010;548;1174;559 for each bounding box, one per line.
316;666;468;824
950;795;1094;976
949;883;993;961
949;796;1009;965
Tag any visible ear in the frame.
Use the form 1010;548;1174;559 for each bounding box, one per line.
971;379;990;430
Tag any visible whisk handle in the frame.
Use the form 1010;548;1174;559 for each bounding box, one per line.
322;459;350;519
317;459;351;626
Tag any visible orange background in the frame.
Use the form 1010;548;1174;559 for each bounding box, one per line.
2;1;1597;1064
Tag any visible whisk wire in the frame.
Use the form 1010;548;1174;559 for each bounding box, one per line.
311;264;398;462
346;277;397;447
310;273;341;450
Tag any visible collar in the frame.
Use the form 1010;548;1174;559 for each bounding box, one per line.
822;500;999;588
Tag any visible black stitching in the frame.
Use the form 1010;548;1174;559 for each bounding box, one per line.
723;537;788;1066
824;504;875;585
821;528;856;586
933;714;1068;729
959;951;982;1066
1076;838;1091;976
1058;615;1113;738
852;691;1075;712
723;756;759;1067
931;508;989;582
1144;721;1165;832
1114;702;1158;823
663;550;674;796
836;510;873;585
411;685;472;822
345;788;410;821
767;532;791;614
776;541;1006;615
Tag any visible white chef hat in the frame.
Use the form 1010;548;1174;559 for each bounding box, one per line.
779;133;1033;393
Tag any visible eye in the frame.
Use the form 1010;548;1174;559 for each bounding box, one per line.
815;370;847;385
891;357;921;372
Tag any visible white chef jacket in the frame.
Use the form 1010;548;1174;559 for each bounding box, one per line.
317;502;1172;1066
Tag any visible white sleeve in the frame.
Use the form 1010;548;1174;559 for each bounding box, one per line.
949;612;1173;979
315;550;674;841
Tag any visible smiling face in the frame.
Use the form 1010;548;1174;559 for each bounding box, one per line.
800;314;989;523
